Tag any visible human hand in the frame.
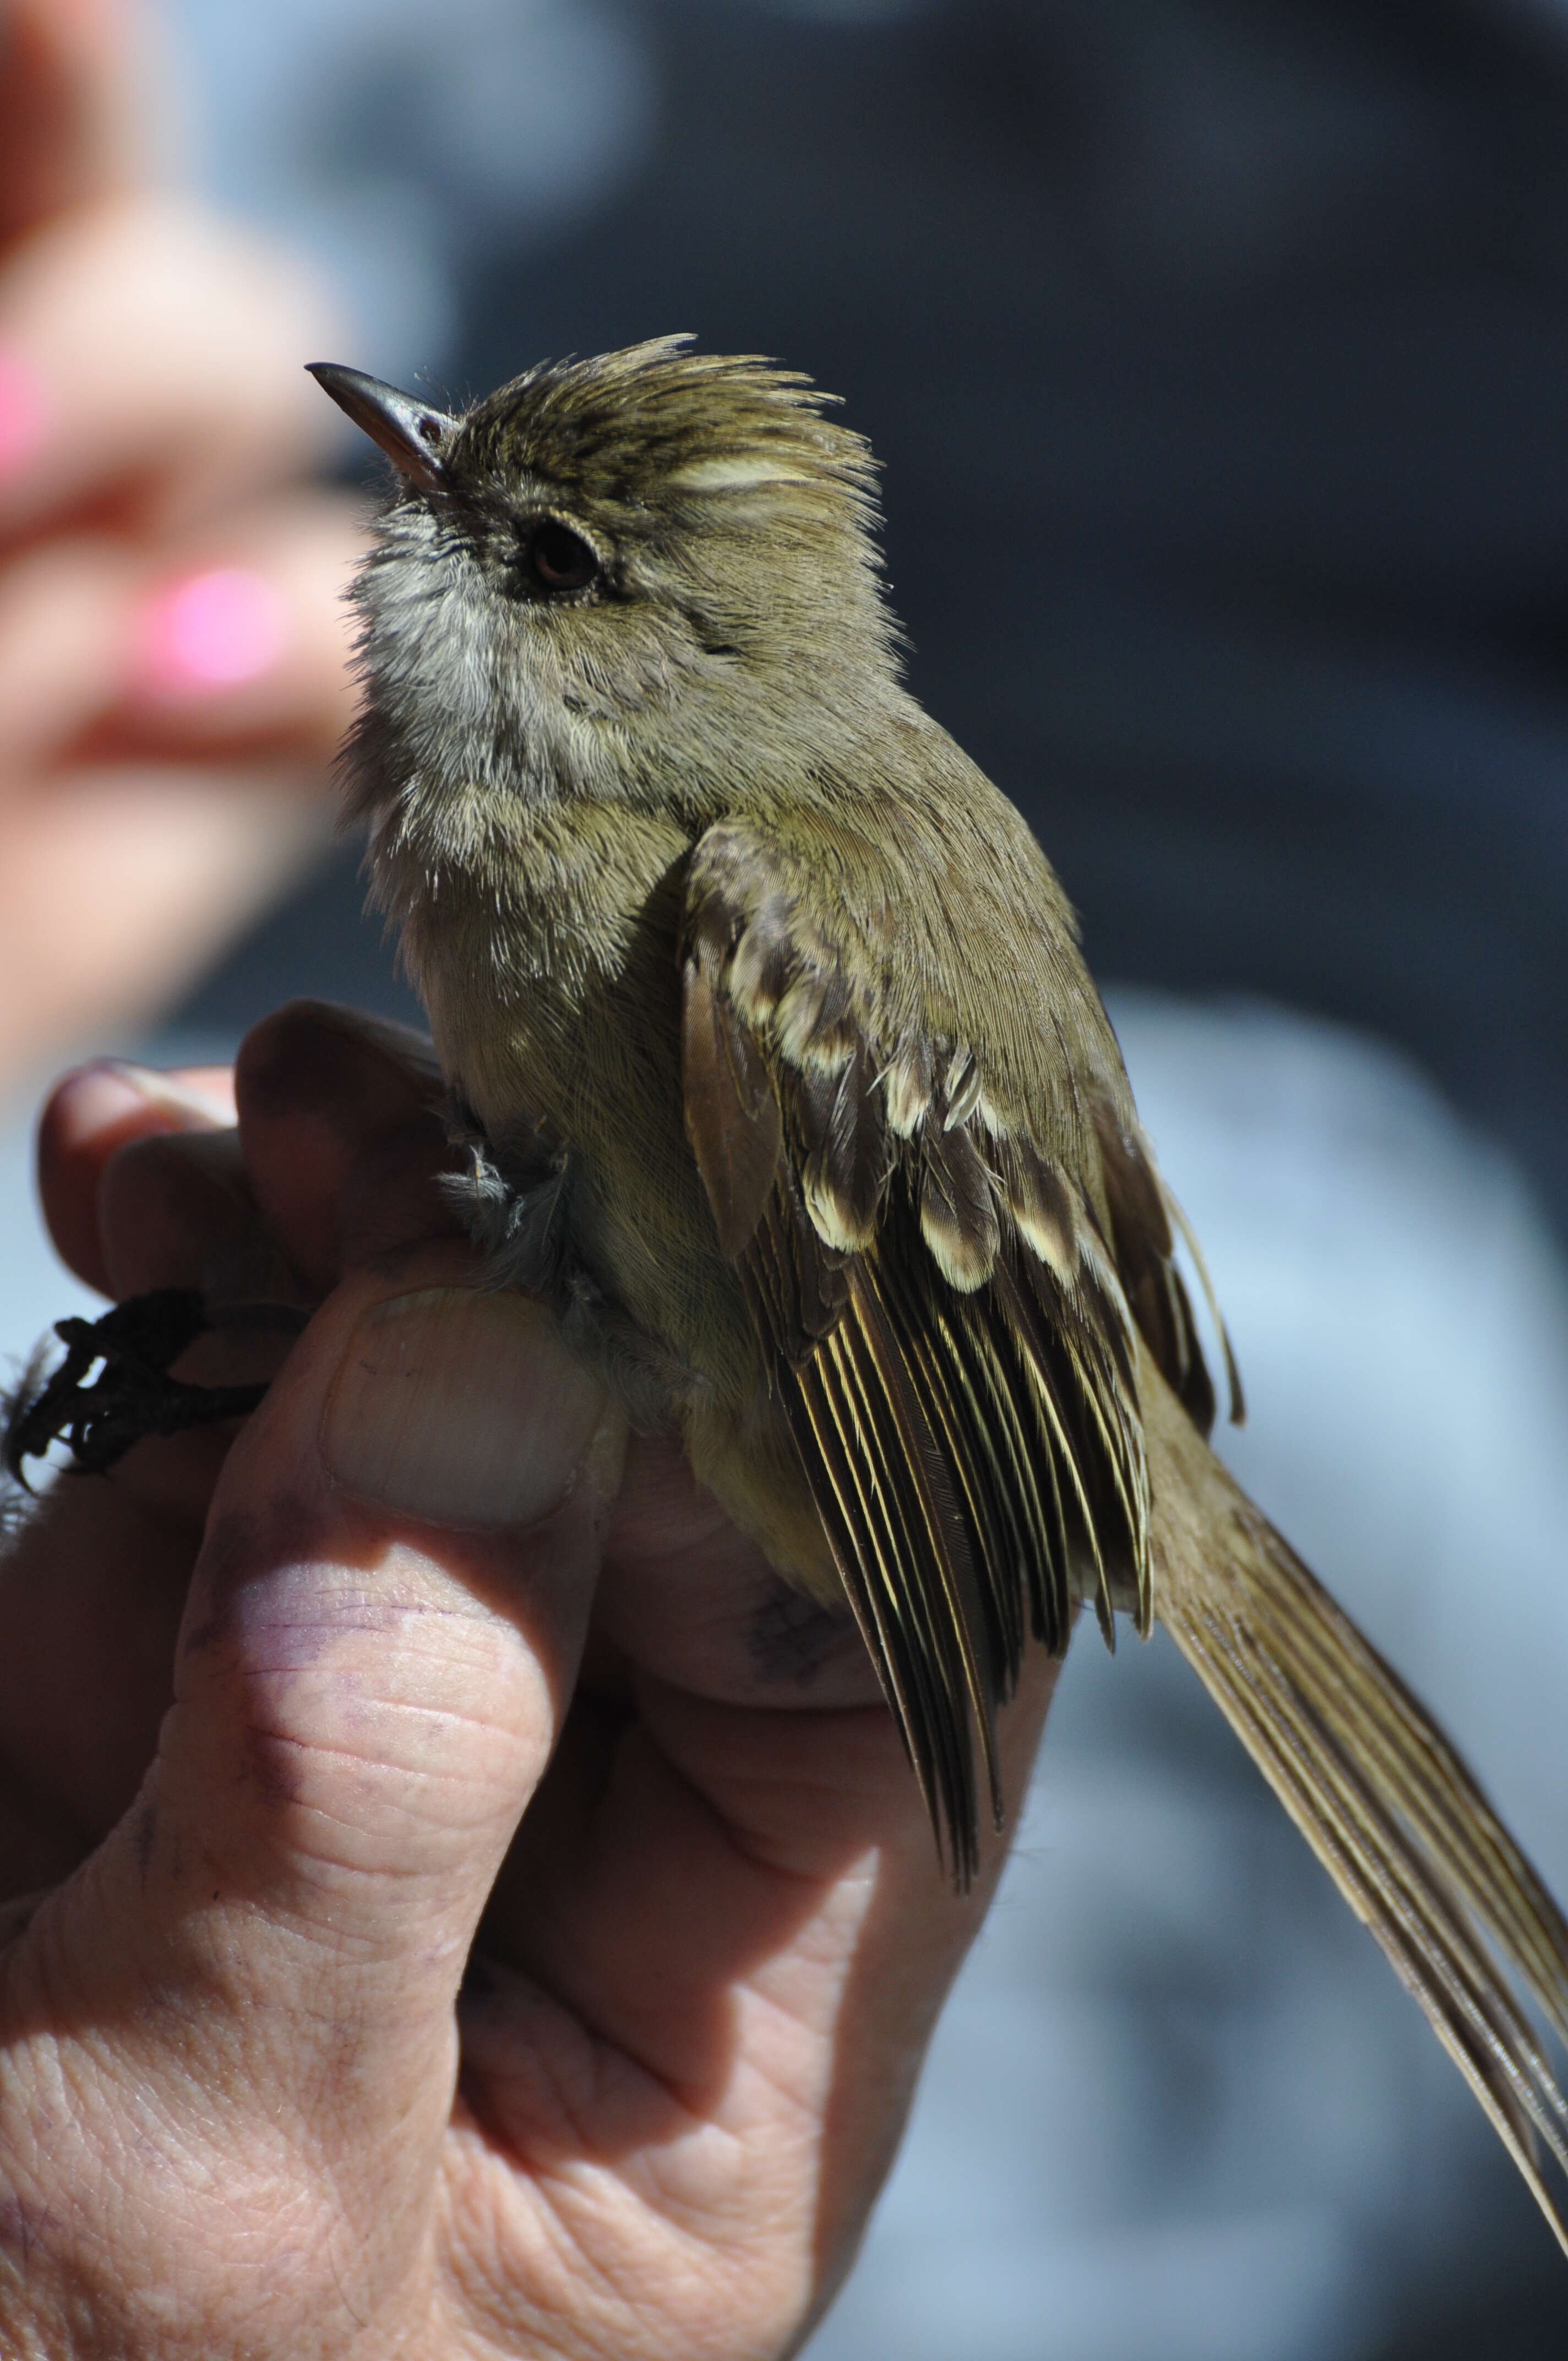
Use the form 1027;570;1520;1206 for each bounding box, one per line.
0;1003;1056;2359
0;0;366;1084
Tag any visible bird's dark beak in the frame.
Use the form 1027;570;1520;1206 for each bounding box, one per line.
306;363;456;490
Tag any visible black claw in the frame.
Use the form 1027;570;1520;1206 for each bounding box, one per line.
3;1287;271;1486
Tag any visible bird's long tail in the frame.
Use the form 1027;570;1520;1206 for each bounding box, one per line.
1142;1342;1568;2253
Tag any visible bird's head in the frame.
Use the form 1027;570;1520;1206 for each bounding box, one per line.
311;338;900;833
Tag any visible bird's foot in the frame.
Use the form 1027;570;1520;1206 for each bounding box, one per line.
2;1287;286;1487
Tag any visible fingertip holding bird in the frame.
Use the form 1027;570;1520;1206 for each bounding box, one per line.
160;1250;628;1929
164;1248;626;1809
236;999;444;1130
319;1280;625;1533
235;1000;451;1293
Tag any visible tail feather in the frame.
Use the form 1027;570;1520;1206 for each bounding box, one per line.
1142;1342;1568;2254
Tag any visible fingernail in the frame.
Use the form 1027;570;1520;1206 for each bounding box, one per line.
98;1060;236;1125
51;1060;230;1154
0;349;45;481
321;1287;612;1529
131;566;289;697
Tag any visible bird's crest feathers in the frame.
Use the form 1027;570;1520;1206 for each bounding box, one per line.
456;335;882;533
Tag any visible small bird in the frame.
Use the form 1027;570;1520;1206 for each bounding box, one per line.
308;339;1568;2248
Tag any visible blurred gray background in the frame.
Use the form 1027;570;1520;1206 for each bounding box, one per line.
9;1;1568;2351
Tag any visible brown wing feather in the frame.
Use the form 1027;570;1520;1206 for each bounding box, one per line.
1093;1096;1244;1433
682;960;782;1257
681;824;1151;1878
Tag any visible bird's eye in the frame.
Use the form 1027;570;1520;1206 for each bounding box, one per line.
524;520;600;594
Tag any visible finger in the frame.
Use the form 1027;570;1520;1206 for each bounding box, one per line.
107;497;367;757
235;999;451;1295
0;1467;198;1878
7;1033;455;1857
39;1056;234;1291
0;196;342;538
483;1559;1051;2025
34;1009;453;1503
19;1250;625;2299
44;1007;451;1314
36;1001;446;1350
98;1123;286;1304
460;1627;1057;2349
47;1013;454;1519
0;764;328;1081
0;0;155;245
592;1432;884;1709
0;499;364;784
0;505;361;1076
470;1376;1047;2184
0;1083;265;1875
0;532;134;779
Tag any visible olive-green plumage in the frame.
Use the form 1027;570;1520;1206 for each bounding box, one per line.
312;338;1568;2250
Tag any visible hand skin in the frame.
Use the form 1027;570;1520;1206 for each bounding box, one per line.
0;1003;1057;2360
0;0;367;1084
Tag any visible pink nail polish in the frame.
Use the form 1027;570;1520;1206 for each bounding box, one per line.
134;567;290;695
0;349;45;478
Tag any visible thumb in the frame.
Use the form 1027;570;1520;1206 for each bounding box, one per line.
0;0;162;246
18;1249;624;2296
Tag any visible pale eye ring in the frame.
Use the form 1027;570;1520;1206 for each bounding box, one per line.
524;519;600;594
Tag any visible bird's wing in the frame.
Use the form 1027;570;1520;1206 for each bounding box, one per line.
1093;1095;1242;1436
1145;1348;1568;2253
680;820;1184;1880
681;819;1568;2251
